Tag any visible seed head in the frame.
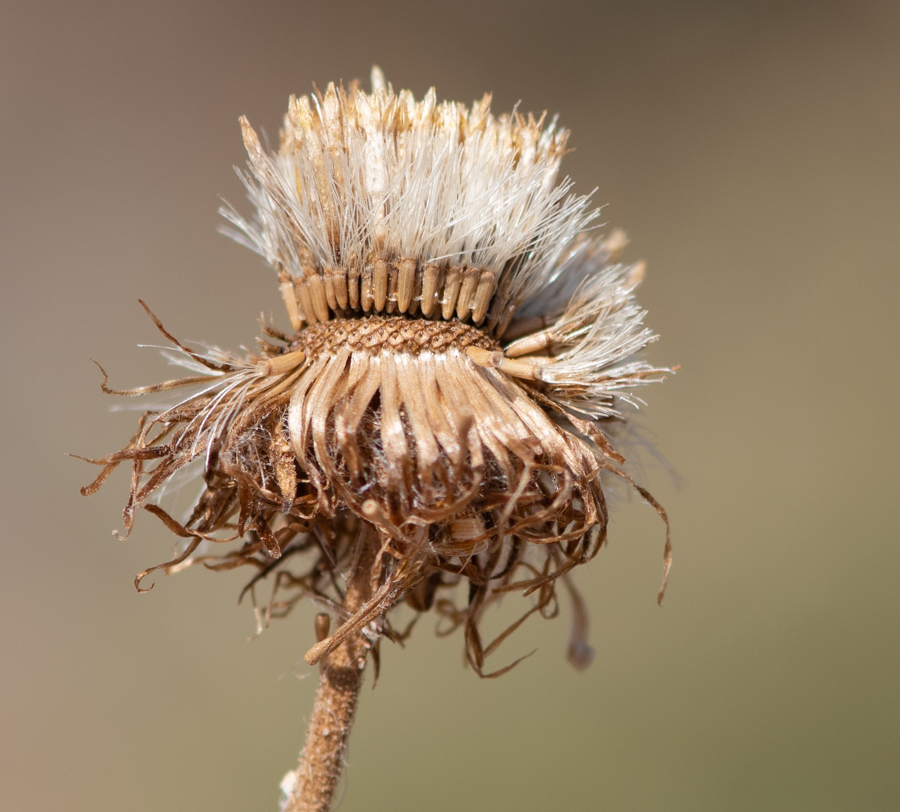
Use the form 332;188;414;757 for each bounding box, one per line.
81;68;671;675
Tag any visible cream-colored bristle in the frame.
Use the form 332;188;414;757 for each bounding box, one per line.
626;260;646;288
370;65;387;94
602;228;629;261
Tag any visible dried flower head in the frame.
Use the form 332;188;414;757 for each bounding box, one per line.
82;68;671;676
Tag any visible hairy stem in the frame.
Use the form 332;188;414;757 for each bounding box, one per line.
283;529;377;812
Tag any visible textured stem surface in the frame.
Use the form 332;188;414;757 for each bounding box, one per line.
283;535;377;812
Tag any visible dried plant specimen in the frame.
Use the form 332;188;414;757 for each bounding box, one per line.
81;68;672;812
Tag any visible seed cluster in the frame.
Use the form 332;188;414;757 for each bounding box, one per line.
83;72;671;685
83;70;674;812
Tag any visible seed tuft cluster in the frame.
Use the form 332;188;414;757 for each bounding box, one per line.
82;69;671;675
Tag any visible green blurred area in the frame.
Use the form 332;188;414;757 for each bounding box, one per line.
2;1;898;809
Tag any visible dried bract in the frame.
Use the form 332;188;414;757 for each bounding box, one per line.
82;69;671;675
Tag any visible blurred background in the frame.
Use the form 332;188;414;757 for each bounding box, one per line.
2;1;898;810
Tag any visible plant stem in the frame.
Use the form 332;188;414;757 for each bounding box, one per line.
283;531;377;812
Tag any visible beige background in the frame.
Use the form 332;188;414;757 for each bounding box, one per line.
2;1;898;810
